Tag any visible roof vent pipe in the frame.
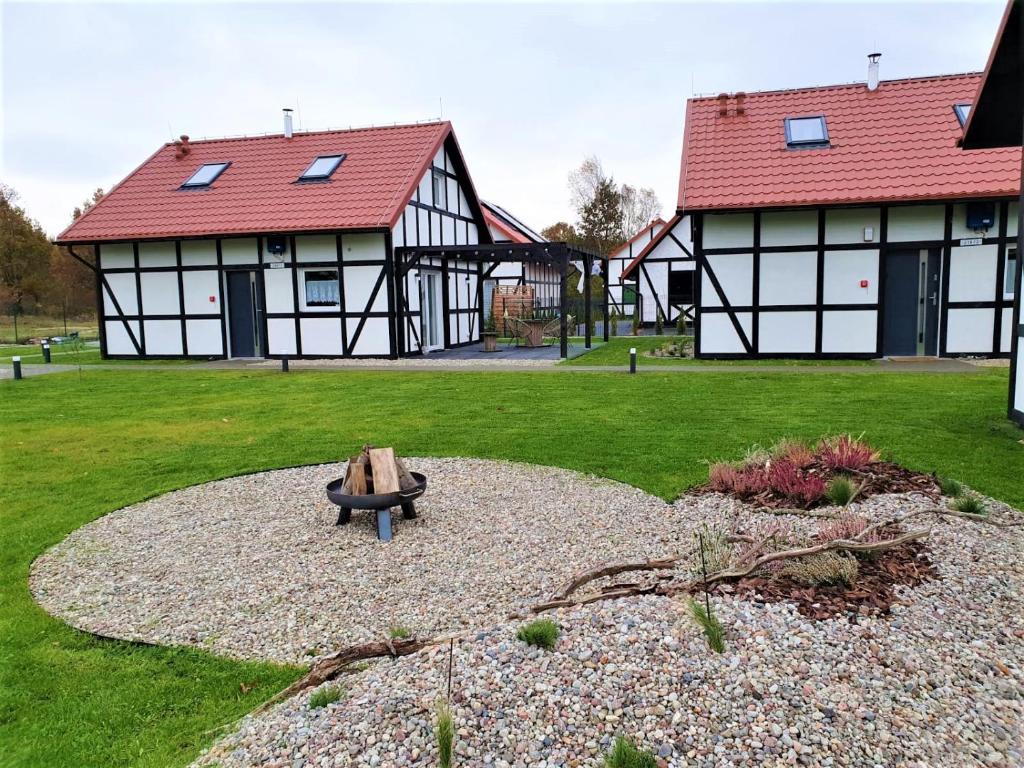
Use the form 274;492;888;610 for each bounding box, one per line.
283;108;294;139
867;52;881;92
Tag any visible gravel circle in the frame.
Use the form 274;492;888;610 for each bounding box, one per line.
31;458;697;663
192;493;1024;768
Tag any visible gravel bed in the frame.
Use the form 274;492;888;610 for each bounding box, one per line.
193;493;1024;768
31;458;703;663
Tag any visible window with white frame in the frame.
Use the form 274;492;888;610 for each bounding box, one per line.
1006;248;1018;297
303;269;340;307
432;169;447;209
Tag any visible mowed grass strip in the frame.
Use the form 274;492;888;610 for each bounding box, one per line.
1;366;1020;767
565;336;874;366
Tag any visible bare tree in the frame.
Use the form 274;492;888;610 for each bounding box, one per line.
567;157;662;245
620;184;662;237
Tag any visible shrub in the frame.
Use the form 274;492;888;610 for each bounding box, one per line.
688;598;726;653
825;476;857;507
435;699;454;768
610;311;619;336
631;314;640;336
708;462;740;493
771;438;815;469
953;493;987;516
815;510;870;542
767;459;826;506
654;310;664;336
817;434;879;471
605;736;658;768
937;476;963;497
676;314;688;335
692;523;733;576
388;626;412;639
516;618;560;649
781;552;858;587
309;684;343;709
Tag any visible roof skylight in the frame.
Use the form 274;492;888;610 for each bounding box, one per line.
181;162;229;188
300;155;345;181
954;103;971;127
784;116;829;148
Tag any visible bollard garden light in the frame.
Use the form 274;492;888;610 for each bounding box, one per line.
12;356;22;380
281;357;289;373
629;347;637;374
42;343;51;364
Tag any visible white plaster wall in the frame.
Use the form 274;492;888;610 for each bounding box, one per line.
417;208;430;246
143;320;183;355
468;223;479;245
759;251;816;305
345;265;387;313
103;273;138;315
185;319;222;355
393;217;407;248
1009;203;1019;238
703;213;754;249
761;211;816;247
1015;343;1024;412
951;203;1000;240
758;311;816;353
183;271;221;315
823;250;878;304
267;318;297;355
699;312;752;354
1000;308;1013;353
299;318;343;355
100;243;134;269
104;320;140;354
221;238;259;265
263;269;294;314
347;317;391;356
888;206;944;242
295;234;337;262
825;208;880;246
820;310;877;353
341;233;384;262
181;240;217;266
640;261;668;322
945;308;995;354
138;241;176;267
703;253;753;307
442;216;456;246
140;272;180;315
948;245;998;302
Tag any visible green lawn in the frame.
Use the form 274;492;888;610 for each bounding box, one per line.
567;336;873;366
2;366;1021;767
0;315;99;344
0;344;201;366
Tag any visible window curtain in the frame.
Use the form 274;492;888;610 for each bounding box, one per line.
305;277;339;305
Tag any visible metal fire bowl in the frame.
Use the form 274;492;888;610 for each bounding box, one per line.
325;472;428;510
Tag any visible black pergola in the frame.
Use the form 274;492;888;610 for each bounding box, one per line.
395;242;608;358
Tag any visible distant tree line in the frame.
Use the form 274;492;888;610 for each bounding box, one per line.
0;184;101;340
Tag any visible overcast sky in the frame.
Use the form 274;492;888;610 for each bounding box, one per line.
0;0;1007;237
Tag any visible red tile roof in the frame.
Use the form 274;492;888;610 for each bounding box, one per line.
482;207;532;243
58;121;458;243
613;218;665;259
678;73;1021;211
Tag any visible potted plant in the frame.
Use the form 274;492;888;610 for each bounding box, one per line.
482;314;499;352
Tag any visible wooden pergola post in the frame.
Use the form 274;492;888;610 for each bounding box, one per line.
584;254;592;349
601;257;610;342
559;248;569;359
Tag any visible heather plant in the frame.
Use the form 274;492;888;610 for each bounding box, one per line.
605;737;658;768
817;434;879;471
815;511;872;543
688;598;726;653
516;618;560;650
767;459;826;506
771;438;815;469
435;699;454;768
825;475;857;506
952;493;987;516
781;552;859;587
692;523;733;577
733;519;798;566
388;626;412;639
741;443;772;468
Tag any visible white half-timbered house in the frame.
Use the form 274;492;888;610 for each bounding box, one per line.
607;219;664;318
624;60;1020;359
57;119;499;359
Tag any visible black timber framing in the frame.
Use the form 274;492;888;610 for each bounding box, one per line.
395;242;605;358
679;198;1020;359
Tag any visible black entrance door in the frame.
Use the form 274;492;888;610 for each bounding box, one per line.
883;249;940;356
226;271;260;357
